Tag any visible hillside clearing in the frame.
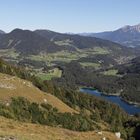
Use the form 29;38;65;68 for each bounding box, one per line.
103;69;119;76
80;62;101;69
37;68;62;81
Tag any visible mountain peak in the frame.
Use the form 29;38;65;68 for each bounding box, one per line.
133;23;140;32
120;25;131;32
119;23;140;33
10;28;31;34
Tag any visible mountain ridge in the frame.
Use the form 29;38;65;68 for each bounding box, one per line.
0;29;64;55
0;28;135;57
79;23;140;48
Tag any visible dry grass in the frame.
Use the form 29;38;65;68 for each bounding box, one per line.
0;73;123;140
0;116;122;140
0;73;77;113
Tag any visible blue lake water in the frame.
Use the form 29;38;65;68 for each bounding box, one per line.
80;88;140;115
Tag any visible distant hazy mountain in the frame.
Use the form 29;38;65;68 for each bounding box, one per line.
0;30;5;35
0;30;5;34
80;23;140;48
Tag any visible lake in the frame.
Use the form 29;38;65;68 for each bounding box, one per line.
80;88;140;115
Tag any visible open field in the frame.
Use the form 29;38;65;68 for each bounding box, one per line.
0;49;19;59
28;51;83;63
28;47;110;64
54;39;74;46
80;62;101;69
103;69;119;76
37;68;62;81
90;47;110;55
0;116;122;140
0;47;111;73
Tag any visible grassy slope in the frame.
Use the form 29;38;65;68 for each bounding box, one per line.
0;73;76;113
103;69;118;76
0;48;19;59
80;62;101;69
0;116;122;140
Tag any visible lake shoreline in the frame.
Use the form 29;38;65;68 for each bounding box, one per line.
119;97;140;107
80;87;140;107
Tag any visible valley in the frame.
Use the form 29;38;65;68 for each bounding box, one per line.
0;29;140;105
1;1;140;140
0;28;140;140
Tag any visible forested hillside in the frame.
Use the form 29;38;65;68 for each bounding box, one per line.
0;58;139;140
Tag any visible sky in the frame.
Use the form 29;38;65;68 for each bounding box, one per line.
0;0;140;33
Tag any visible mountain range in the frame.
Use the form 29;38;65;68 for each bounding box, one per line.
79;23;140;48
0;28;136;57
0;27;140;140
